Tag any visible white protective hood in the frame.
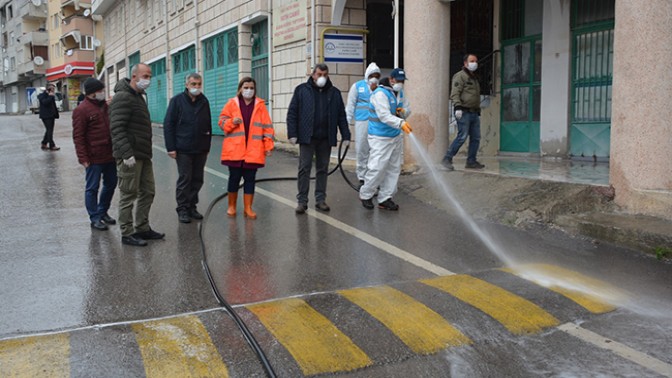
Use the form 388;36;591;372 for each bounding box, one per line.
365;62;381;80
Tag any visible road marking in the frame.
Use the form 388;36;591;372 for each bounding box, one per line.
558;323;672;377
420;274;560;334
132;315;229;378
0;333;70;377
502;264;616;314
203;166;455;276
247;297;372;375
339;285;471;354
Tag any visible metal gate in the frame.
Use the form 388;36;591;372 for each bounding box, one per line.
172;46;196;96
251;20;269;103
499;0;543;153
570;0;614;159
146;58;167;124
203;28;239;136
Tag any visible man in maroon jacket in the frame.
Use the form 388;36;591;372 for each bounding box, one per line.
72;78;118;231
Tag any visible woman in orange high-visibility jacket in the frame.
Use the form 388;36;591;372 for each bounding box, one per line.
219;77;274;219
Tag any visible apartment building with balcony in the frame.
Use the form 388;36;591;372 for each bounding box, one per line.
45;0;103;111
0;0;49;113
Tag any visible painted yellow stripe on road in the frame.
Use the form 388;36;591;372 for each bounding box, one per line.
132;315;229;378
0;333;70;377
339;286;471;354
247;298;372;375
420;275;559;334
501;264;616;314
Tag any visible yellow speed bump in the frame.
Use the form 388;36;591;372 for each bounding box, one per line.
247;298;372;376
501;264;617;314
0;333;70;377
420;275;559;335
132;315;229;378
339;285;471;354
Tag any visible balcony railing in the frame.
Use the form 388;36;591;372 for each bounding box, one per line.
20;2;48;21
61;16;94;36
19;31;49;47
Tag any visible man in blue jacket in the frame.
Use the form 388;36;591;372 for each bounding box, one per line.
163;73;212;223
287;63;351;214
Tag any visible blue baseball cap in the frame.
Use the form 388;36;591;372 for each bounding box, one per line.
390;68;407;81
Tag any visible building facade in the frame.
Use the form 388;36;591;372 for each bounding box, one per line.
91;0;671;220
0;0;49;113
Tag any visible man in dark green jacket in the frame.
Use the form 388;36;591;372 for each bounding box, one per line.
110;63;164;246
442;53;485;171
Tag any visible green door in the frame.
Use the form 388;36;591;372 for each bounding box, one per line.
500;38;542;153
146;59;167;124
499;0;543;153
172;46;196;96
251;20;269;103
202;28;239;136
570;1;614;159
128;51;140;75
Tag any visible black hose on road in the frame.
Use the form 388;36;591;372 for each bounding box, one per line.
198;140;357;378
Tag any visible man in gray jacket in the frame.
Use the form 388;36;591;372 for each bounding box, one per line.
110;63;164;246
442;53;485;170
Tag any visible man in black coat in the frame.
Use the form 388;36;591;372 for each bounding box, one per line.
286;63;351;214
163;73;212;224
38;84;60;151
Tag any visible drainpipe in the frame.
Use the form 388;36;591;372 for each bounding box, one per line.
267;0;273;117
311;0;316;68
394;0;399;67
194;0;199;73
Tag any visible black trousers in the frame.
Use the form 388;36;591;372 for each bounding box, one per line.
227;166;257;194
297;138;331;205
41;118;55;148
175;152;208;212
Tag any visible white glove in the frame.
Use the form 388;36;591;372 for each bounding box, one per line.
342;140;350;147
123;156;136;168
289;137;297;145
455;110;463;120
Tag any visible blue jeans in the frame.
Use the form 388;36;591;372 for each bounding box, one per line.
85;162;117;222
444;111;481;163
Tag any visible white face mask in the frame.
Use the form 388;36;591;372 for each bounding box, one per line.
189;87;201;96
368;77;379;86
315;76;327;88
94;91;106;101
467;62;478;72
392;83;404;92
136;78;151;91
242;88;255;99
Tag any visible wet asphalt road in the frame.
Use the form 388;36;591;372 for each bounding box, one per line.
0;113;671;377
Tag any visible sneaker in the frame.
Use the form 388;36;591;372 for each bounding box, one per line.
378;199;399;211
101;214;116;225
133;228;165;240
49;146;61;151
122;235;148;247
441;158;455;171
189;208;204;220
295;203;308;214
465;161;485;169
178;211;191;223
90;219;108;231
315;202;330;212
361;198;374;210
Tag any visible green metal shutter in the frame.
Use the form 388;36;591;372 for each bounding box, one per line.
570;1;614;159
252;20;269;103
203;29;239;136
146;59;167;124
172;46;196;96
128;51;140;75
